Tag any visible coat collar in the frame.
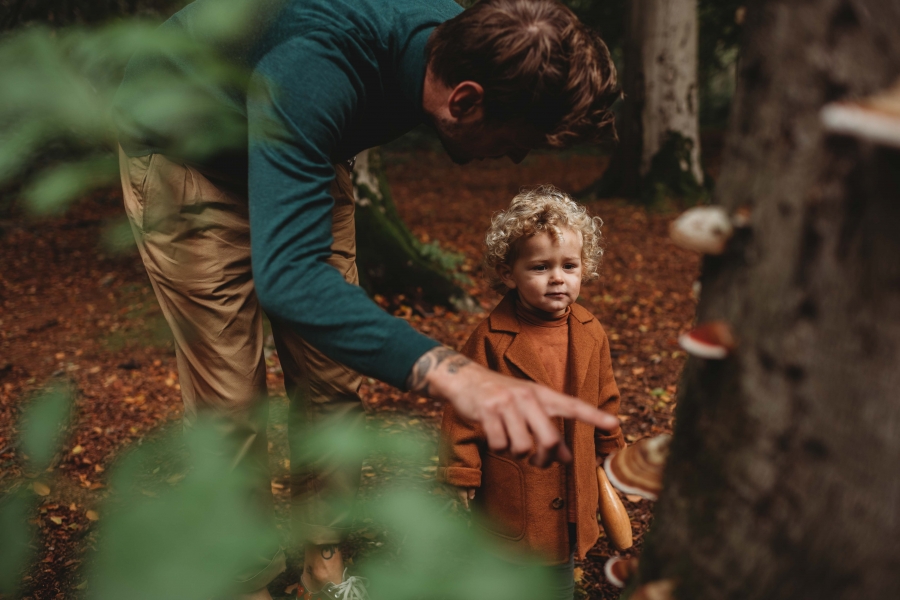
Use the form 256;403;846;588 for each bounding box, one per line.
489;293;597;394
488;293;595;333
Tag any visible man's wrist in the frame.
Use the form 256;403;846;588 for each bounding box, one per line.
406;346;473;397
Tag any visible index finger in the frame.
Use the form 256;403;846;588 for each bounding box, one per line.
539;389;620;431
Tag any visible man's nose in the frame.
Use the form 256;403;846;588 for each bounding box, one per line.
507;149;530;164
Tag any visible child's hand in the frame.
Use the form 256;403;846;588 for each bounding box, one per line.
457;487;476;509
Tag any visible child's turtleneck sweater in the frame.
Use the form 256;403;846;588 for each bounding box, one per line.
515;301;571;392
515;300;578;522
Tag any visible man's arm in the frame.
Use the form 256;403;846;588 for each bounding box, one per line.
248;42;617;463
409;346;620;467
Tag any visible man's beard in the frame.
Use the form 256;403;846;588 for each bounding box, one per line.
433;118;473;165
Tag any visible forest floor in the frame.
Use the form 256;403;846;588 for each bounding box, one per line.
0;148;700;599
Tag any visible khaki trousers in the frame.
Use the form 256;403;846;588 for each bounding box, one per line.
119;148;364;591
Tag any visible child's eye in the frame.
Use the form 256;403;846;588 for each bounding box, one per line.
532;265;547;271
564;263;578;269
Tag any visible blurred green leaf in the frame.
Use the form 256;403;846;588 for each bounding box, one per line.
24;156;119;215
362;487;553;599
0;488;33;595
101;217;137;254
20;388;71;471
90;420;280;600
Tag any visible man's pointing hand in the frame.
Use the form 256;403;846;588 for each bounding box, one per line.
407;346;620;467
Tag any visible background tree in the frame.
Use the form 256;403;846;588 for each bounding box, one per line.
582;0;703;205
637;0;900;597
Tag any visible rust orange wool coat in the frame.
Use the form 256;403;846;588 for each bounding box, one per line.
437;294;625;564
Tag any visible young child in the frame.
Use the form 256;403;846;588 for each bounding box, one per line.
437;185;625;598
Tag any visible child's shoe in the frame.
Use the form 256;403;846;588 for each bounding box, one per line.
297;569;368;600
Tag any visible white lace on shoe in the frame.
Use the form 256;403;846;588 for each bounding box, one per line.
327;569;369;600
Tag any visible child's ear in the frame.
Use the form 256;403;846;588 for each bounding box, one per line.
497;264;516;289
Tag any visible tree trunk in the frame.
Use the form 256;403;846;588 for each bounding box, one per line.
583;0;703;204
352;149;476;311
638;1;900;598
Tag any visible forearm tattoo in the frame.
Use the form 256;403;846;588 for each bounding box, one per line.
406;346;471;393
319;544;337;560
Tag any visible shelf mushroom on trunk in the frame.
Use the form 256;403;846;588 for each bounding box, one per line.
678;320;737;360
604;556;640;589
820;79;900;148
604;434;672;501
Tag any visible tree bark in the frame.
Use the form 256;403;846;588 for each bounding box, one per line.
583;0;703;203
352;149;476;311
638;1;900;598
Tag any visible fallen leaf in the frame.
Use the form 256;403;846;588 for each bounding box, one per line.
284;584;299;594
85;510;99;521
625;494;644;503
573;567;584;583
71;445;84;455
33;482;51;496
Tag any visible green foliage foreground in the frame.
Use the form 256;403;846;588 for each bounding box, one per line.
1;388;554;599
0;0;260;217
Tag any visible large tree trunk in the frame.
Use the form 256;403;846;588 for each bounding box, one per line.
352;149;476;311
584;0;703;204
638;1;900;598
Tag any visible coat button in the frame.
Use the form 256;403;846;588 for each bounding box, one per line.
551;497;564;510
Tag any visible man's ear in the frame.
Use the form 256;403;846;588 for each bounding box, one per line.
497;263;516;289
447;81;485;122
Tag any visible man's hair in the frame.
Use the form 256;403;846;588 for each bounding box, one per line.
484;185;603;294
426;0;619;148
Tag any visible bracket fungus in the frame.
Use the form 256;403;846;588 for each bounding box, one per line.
604;434;671;501
678;320;736;360
669;206;733;255
597;466;633;550
604;556;640;589
821;80;900;149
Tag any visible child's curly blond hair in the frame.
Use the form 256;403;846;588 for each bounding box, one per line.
484;185;603;294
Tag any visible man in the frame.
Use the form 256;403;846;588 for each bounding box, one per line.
114;0;621;597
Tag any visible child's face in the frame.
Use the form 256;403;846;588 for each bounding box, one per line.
499;228;583;318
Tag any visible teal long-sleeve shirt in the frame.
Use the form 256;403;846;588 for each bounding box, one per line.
114;0;463;388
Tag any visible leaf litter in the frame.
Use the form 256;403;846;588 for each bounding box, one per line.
0;149;699;598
